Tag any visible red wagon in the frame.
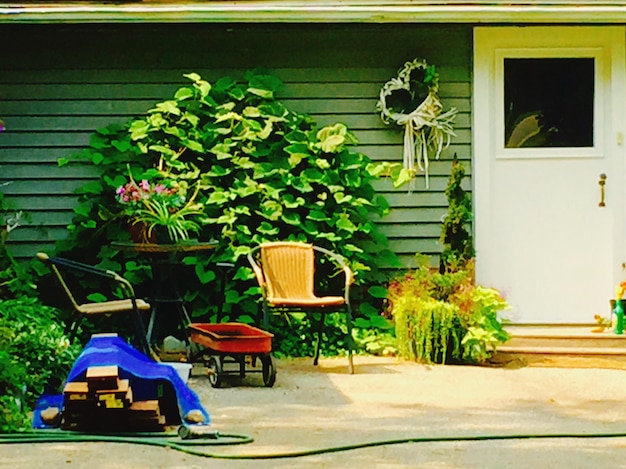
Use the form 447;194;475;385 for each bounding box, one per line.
188;323;276;388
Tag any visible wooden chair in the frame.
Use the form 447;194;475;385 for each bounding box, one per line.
37;252;152;357
247;241;354;374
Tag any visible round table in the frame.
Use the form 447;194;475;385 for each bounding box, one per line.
113;241;218;352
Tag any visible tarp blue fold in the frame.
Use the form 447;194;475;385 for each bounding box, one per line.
33;334;209;429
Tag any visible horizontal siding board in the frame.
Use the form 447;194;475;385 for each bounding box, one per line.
12;212;73;227
358;144;471;162
3;111;470;133
373;208;448;224
388;238;442;255
0;163;97;179
5;242;56;260
1;81;470;101
0;97;470;117
1;179;91;195
396;253;440;269
379;223;442;239
0;65;470;85
4;195;79;210
0;127;470;148
0;148;84;163
9;227;70;241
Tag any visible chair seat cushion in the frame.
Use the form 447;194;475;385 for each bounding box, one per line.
268;296;345;307
77;298;151;315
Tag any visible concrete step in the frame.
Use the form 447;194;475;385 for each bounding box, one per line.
503;325;626;349
491;325;626;369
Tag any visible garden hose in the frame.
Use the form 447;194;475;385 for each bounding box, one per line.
2;428;626;460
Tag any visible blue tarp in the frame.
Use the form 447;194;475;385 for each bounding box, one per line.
33;334;209;429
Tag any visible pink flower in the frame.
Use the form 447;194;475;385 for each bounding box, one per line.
139;179;150;191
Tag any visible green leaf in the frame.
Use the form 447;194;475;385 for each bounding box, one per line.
359;302;379;316
284;143;309;155
129;120;150;140
227;87;246;101
354;317;371;328
184;72;202;82
336;215;357;233
308;210;329;221
152;100;180;115
368;285;388;299
174;87;194;100
301;169;324;183
258;221;279;235
247;74;282;99
393;168;416;188
281;211;301;226
86;293;107;303
369;315;393;329
283;193;304;209
76;181;103;195
285;130;308;143
57;157;69;167
333;192;353;204
184;139;204;153
195;263;216;284
288;153;304;167
80;220;97;229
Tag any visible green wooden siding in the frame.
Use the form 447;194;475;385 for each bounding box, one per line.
0;23;472;266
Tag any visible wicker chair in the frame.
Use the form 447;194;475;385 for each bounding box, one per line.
37;252;152;357
247;241;354;374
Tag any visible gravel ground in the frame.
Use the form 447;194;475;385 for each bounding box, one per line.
2;356;626;468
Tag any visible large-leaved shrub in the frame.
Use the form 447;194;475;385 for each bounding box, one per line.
57;71;398;356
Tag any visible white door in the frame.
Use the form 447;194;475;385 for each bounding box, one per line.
474;27;626;324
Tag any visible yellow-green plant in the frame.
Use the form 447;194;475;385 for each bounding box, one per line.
388;257;509;364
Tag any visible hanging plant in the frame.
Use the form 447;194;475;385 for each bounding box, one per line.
377;59;457;188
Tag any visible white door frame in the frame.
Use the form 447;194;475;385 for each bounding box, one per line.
473;26;626;323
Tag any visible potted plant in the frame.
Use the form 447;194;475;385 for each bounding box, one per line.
116;177;204;243
387;257;510;364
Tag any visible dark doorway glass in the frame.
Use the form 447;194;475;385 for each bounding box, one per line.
504;58;594;148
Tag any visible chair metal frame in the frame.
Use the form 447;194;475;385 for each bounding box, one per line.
37;252;152;357
247;241;354;374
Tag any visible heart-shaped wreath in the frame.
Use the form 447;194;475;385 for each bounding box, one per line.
377;59;457;188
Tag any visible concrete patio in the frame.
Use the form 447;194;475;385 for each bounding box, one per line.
2;355;626;468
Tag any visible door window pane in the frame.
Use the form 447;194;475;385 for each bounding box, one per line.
504;58;594;148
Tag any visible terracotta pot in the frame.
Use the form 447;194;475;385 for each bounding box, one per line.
129;221;156;243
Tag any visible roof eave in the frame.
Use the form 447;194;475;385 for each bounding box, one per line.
2;4;626;24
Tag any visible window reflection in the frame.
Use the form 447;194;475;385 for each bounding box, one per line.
504;58;594;148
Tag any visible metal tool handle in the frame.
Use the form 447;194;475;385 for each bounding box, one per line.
599;173;607;207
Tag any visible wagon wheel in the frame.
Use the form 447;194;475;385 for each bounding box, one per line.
206;356;223;388
261;354;276;387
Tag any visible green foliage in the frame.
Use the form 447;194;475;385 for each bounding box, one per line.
440;156;474;271
388;257;509;364
57;70;398;357
0;297;81;432
461;286;510;363
0;193;37;300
